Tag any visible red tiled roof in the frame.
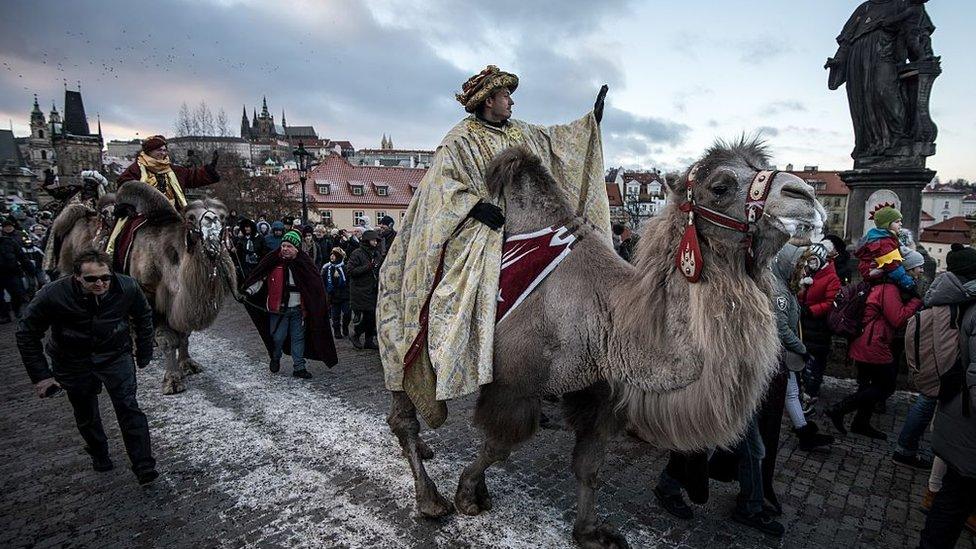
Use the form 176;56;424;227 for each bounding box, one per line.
606;183;623;207
788;170;848;196
920;210;935;221
621;171;662;185
278;153;424;207
919;215;971;245
923;183;967;194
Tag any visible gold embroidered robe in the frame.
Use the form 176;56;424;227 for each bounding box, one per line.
377;112;610;426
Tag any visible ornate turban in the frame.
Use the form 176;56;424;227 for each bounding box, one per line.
455;65;519;113
142;135;167;153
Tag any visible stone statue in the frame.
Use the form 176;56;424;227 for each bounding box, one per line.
826;0;940;169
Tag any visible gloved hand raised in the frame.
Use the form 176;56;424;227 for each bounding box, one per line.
468;201;505;231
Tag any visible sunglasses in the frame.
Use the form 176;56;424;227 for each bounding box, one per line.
81;275;112;283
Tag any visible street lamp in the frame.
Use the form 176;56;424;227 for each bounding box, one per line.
292;141;313;225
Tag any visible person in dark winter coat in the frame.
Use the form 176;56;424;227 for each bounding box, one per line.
235;219;266;279
828;258;923;439
311;224;333;270
242;231;338;378
917;244;976;549
322;247;351;339
264;220;286;251
774;244;834;451
0;217;34;323
347;230;382;349
612;223;639;264
799;242;843;399
377;215;397;259
15;250;157;484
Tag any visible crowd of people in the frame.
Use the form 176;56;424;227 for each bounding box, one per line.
614;207;975;547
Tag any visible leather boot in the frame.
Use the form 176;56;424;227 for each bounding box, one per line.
364;336;379;350
794;421;834;451
333;327;343;339
826;395;859;435
350;332;363;349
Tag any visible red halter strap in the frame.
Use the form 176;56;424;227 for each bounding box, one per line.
675;166;779;283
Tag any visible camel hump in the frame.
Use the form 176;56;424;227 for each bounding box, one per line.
485;145;543;196
116;181;181;225
51;203;95;239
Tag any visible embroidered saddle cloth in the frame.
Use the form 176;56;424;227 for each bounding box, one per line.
496;225;578;323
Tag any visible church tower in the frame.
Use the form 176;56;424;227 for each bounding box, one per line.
28;94;55;172
240;105;250;139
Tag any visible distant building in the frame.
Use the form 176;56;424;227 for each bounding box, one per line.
106;138;142;159
350;135;434;168
919;216;972;270
920;210;937;230
786;168;850;238
922;182;967;222
23;89;104;180
0;129;38;208
605;167;666;228
962;193;976;217
278;153;424;229
166;135;252;165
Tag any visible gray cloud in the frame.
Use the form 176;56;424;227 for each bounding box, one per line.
756;125;781;137
761;100;808;116
736;37;794;65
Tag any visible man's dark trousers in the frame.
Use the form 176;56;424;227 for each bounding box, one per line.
0;274;24;319
57;354;155;474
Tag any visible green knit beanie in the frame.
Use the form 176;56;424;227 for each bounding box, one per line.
873;207;902;229
282;230;302;248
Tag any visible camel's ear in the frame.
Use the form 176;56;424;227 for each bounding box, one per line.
662;171;685;199
485;146;531;197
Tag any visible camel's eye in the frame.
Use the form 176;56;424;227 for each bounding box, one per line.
710;174;736;198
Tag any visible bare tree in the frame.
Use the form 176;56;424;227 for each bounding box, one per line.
207;153;296;218
216;108;229;137
174;102;193;137
192;101;214;136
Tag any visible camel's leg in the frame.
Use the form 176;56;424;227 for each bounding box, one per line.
386;391;453;518
456;383;540;516
158;326;185;395
564;384;629;549
177;332;203;376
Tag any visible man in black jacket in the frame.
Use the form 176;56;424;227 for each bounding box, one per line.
347;230;382;350
1;217;34;323
16;249;158;484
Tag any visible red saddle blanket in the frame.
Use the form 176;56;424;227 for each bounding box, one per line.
496;225;577;323
112;215;148;273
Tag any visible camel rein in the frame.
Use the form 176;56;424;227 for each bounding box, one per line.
675;165;779;283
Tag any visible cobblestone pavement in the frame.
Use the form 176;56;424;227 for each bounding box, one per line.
2;304;975;549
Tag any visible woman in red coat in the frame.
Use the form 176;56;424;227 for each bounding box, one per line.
827;277;922;439
799;242;842;400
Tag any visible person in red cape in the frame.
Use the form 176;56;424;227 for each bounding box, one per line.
241;230;338;378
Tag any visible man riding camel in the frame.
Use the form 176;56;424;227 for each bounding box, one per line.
377;65;611;426
107;135;220;254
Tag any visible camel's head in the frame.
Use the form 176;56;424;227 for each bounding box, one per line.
668;138;826;274
184;198;228;259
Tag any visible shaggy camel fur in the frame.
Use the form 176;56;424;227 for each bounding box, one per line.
48;194;116;275
54;182;235;394
386;140;825;548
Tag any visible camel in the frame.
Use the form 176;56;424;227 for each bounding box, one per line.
385;139;826;548
54;182;236;394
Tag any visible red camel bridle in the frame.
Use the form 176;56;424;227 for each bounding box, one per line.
675;164;779;283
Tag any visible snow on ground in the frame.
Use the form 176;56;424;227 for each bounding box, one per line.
142;332;671;548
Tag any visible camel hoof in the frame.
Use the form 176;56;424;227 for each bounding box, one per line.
573;524;630;549
180;358;203;376
161;372;186;395
417;489;454;519
416;439;434;460
455;478;492;516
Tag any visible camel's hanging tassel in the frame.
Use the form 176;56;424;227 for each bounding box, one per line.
676;165;704;283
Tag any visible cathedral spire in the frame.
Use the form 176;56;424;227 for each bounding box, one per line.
97;113;102;138
261;96;269;117
281;108;286;129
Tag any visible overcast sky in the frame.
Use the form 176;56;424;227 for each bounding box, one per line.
1;0;973;179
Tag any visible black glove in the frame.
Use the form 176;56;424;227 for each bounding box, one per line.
137;357;151;369
113;202;137;219
594;84;609;124
468;201;505;231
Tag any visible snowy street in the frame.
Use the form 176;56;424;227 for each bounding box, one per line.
0;304;958;548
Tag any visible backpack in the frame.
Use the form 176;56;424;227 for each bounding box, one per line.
905;304;965;398
828;281;872;339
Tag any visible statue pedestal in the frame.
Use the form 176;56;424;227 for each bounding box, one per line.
841;168;935;241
